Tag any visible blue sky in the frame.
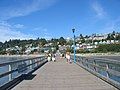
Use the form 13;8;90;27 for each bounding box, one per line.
0;0;120;42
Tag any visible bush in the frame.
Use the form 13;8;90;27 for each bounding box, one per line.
95;44;120;52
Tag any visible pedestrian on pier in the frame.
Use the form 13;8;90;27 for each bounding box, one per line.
47;53;52;61
66;52;71;63
52;54;56;62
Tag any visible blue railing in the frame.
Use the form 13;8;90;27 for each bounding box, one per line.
0;56;47;89
72;56;120;89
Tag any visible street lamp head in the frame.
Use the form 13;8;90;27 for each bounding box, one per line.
72;29;75;33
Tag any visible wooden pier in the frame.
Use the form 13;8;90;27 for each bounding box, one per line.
12;56;118;90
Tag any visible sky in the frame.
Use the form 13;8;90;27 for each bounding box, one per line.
0;0;120;42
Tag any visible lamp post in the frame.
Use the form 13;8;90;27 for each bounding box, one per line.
72;29;76;63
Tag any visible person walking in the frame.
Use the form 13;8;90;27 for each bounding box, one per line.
66;52;71;63
52;54;56;62
47;53;51;62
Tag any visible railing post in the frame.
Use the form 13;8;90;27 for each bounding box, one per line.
30;60;32;69
35;59;38;67
9;64;12;81
86;59;89;68
106;64;109;78
36;58;40;67
93;60;97;71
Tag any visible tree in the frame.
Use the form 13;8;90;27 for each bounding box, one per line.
107;34;112;42
39;38;47;46
0;42;3;48
95;44;120;52
85;35;89;38
81;39;85;43
107;33;115;41
21;46;26;54
66;40;73;46
80;34;85;43
116;34;120;41
80;34;84;39
86;40;92;44
59;37;66;45
10;50;18;55
112;31;116;35
51;38;58;46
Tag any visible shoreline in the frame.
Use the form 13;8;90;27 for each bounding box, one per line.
0;53;120;57
74;53;120;57
0;54;45;57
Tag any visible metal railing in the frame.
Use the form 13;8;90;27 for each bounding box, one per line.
0;56;47;89
72;56;120;89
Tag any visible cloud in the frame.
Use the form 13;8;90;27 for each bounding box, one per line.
32;27;52;39
0;0;58;42
0;21;52;42
0;21;34;42
92;1;106;18
14;24;24;29
0;0;57;20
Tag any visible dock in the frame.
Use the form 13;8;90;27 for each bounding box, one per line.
12;56;117;90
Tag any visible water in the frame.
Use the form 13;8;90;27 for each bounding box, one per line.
90;56;120;61
0;57;28;86
0;56;28;63
88;60;120;83
1;56;120;87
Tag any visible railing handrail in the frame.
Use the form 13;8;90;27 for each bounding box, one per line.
74;56;120;89
80;59;120;76
75;56;120;65
93;58;120;65
0;59;45;79
0;56;47;89
0;56;46;67
74;56;120;76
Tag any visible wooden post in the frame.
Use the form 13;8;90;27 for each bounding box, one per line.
106;64;109;78
86;59;89;68
36;59;39;67
30;60;32;69
93;60;97;71
9;64;12;81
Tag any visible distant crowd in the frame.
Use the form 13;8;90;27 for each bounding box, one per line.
47;51;72;63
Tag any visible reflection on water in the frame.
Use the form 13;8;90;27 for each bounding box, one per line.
0;56;41;86
109;74;120;83
88;60;120;83
0;57;28;63
0;57;28;86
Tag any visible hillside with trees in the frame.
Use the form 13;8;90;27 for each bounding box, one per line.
0;31;120;55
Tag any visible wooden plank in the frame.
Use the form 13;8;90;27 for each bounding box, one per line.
12;56;118;90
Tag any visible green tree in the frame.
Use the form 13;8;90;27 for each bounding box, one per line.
59;37;66;45
95;44;120;52
39;38;47;46
112;31;116;36
80;34;85;43
66;40;73;46
0;42;3;45
116;34;120;41
107;33;115;41
10;50;18;55
107;34;111;40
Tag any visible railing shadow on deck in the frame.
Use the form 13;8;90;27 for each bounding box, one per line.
24;74;36;80
71;55;120;90
0;56;48;90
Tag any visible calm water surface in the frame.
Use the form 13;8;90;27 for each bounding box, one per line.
0;57;29;86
